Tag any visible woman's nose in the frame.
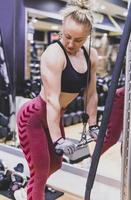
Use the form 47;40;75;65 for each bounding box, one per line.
68;40;74;48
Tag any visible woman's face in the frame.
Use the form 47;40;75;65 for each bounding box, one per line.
61;16;91;55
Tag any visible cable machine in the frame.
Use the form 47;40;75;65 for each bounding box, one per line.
84;2;131;200
121;23;131;200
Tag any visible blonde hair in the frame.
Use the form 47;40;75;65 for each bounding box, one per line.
60;0;93;27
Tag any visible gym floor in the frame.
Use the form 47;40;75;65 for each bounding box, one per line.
0;123;121;200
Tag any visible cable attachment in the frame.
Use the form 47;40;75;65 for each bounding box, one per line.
78;113;94;148
78;113;89;147
82;113;89;124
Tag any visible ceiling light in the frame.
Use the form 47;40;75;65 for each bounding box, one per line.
51;25;59;30
100;5;106;10
32;18;38;23
123;11;128;17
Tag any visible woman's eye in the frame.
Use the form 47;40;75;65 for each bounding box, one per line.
75;40;83;43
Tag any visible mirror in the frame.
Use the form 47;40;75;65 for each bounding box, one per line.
0;4;125;199
25;8;62;81
15;8;123;179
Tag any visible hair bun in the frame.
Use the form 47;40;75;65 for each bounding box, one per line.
61;0;94;26
68;0;91;10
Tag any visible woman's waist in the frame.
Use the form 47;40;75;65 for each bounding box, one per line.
40;88;79;109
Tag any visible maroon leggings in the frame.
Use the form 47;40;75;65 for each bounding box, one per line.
17;88;124;199
101;87;124;154
17;95;64;200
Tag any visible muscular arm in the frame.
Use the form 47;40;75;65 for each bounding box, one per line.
40;44;65;142
85;48;98;126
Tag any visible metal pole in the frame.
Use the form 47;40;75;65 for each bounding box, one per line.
85;3;131;200
121;35;131;200
121;0;131;199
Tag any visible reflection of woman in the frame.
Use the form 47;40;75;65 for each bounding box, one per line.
17;0;99;199
101;87;124;154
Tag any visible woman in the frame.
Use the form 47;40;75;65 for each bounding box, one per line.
17;0;99;199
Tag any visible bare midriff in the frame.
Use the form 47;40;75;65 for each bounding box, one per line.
40;87;79;109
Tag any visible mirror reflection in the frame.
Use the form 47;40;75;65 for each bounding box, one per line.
0;3;126;199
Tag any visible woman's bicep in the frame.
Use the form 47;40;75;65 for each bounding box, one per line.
40;49;64;102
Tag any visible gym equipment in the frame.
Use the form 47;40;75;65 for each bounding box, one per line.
0;127;9;139
63;137;92;164
13;185;64;200
57;113;94;163
0;158;28;199
8;163;27;199
96;76;111;124
0;29;16;142
0;112;9;126
118;73;125;88
76;96;84;111
0;150;64;200
0;159;5;171
76;110;83;123
0;112;14;140
63;107;84;127
85;4;131;199
70;112;80;125
14;163;24;173
121;8;131;200
14;187;27;200
64;127;94;163
0;29;11;117
0;160;11;190
31;79;41;96
45;185;64;200
63;114;72;127
0;159;5;190
23;79;41;99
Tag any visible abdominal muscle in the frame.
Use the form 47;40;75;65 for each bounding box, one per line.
40;87;79;109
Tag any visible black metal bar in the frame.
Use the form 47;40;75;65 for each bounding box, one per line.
85;3;131;200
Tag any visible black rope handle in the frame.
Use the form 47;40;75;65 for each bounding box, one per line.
85;3;131;200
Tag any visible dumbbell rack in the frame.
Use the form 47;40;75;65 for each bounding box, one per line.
121;35;131;200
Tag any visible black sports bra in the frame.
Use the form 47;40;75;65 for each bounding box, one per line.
56;40;91;93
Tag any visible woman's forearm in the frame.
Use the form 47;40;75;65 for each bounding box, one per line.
86;93;98;126
46;100;62;143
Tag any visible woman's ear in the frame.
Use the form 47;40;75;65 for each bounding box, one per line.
58;31;62;40
60;25;64;36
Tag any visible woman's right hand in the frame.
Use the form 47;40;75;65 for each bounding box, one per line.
54;138;76;156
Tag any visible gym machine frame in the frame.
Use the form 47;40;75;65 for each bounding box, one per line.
121;22;131;200
85;2;131;200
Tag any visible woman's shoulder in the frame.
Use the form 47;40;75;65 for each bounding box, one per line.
41;42;64;58
40;42;66;70
83;45;98;57
83;45;98;66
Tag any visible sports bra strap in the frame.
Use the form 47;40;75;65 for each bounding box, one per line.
56;40;69;61
81;46;91;82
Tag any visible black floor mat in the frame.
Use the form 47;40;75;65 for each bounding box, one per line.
0;187;64;199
